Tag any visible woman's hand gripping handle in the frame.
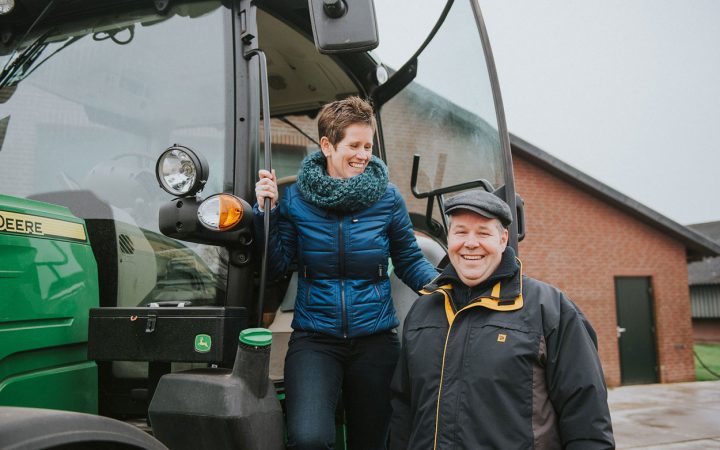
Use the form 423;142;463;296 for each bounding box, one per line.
256;169;278;212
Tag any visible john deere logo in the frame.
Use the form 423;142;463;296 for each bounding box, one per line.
194;334;212;353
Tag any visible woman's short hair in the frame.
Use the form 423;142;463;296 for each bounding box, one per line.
317;96;376;146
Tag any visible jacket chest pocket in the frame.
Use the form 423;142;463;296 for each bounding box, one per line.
405;324;448;376
465;322;539;388
347;218;388;250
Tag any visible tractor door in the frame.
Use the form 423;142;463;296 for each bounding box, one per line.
372;0;517;249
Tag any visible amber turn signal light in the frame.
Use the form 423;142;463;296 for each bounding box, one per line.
197;194;246;231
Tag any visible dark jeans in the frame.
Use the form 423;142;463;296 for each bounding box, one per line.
284;330;400;450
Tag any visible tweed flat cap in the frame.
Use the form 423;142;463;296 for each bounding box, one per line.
444;190;513;227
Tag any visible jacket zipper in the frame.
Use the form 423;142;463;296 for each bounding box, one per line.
433;298;484;449
434;320;455;450
339;216;347;338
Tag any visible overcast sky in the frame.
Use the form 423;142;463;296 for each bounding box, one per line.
478;1;720;226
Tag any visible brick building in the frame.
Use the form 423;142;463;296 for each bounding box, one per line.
511;135;720;386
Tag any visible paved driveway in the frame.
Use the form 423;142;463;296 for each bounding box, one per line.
609;380;720;449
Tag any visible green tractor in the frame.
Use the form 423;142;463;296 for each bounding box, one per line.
0;0;522;448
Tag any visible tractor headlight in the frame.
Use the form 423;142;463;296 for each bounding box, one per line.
155;145;209;197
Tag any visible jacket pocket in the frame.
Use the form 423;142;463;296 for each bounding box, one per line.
466;322;539;384
348;279;384;305
404;324;448;375
373;282;382;303
305;279;314;305
304;279;335;309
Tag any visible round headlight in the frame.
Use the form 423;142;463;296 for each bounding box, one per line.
155;145;209;197
198;194;247;231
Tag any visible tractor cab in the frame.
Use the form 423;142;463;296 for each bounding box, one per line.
0;0;520;447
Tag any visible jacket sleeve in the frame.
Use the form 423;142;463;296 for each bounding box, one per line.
388;187;438;291
389;328;412;450
545;295;615;450
252;197;297;281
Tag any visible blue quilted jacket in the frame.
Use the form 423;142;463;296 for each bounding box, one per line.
254;183;437;338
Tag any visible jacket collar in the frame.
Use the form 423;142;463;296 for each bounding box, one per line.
421;248;524;318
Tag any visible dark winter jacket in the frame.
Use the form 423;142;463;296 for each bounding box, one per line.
390;250;615;449
254;182;437;338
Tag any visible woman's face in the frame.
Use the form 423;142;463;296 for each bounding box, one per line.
321;123;374;179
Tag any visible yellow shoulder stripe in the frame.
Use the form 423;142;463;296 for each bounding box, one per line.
442;281;523;326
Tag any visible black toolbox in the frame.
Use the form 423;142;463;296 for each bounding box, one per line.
88;306;247;364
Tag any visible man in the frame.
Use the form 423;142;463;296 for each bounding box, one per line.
390;190;614;449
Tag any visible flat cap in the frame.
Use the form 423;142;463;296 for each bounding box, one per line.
444;190;513;227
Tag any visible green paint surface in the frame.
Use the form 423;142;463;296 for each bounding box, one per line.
0;196;98;413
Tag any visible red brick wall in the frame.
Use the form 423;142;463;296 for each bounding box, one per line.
513;154;695;386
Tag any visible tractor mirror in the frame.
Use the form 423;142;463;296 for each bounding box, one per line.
308;0;379;54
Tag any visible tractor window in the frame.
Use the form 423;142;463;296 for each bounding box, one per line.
0;2;230;307
260;115;320;182
377;0;506;229
373;0;447;70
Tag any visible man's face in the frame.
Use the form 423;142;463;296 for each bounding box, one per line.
321;123;374;179
447;211;509;287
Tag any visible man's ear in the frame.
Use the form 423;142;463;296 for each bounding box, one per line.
500;227;509;248
320;136;333;157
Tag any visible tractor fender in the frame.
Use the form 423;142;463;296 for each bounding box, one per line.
0;407;167;450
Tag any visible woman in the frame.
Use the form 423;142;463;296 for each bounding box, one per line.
254;97;437;450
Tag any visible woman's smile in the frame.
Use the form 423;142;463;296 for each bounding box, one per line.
323;123;374;179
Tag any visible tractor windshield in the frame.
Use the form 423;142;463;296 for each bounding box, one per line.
254;0;512;239
373;0;509;231
0;1;231;308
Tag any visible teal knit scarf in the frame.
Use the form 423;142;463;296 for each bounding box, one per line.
296;151;389;213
